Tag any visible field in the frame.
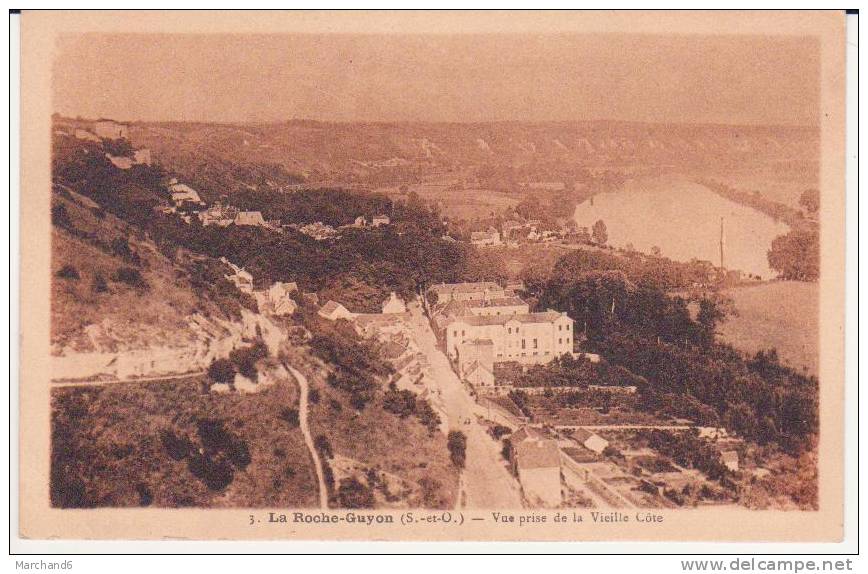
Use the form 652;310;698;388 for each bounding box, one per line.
718;281;818;377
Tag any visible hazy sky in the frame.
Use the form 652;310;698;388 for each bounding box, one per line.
53;33;820;125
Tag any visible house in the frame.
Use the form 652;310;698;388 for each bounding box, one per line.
254;281;298;317
235;211;267;227
464;361;495;390
445;310;575;365
428;281;506;304
510;426;562;507
572;428;609;454
298;221;338;241
105;154;134;170
168;179;203;206
720;450;739;472
354;215;368;227
372;214;390;227
302;292;320;307
318;300;355;321
199;201;239;227
501;220;524;240
381;292;407;314
470;228;501;247
93;119;129;140
224;267;254;294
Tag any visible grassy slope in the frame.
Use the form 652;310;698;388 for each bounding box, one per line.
51;190;232;352
718;281;818;377
51;373;318;508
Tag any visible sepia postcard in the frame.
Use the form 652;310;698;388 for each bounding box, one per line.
18;10;848;543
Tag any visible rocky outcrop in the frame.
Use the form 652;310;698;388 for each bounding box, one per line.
51;308;286;383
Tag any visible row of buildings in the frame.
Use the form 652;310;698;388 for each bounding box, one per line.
428;281;577;394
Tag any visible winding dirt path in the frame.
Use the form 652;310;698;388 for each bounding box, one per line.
287;364;329;509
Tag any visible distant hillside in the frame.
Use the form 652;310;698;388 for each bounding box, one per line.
55;116;819;206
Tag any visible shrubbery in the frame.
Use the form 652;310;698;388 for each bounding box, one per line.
56;265;80;280
112;266;149;290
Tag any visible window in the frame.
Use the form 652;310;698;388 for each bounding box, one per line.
521;339;526;349
533;351;538;356
533;338;538;349
558;325;562;331
497;353;503;358
453;330;457;338
508;327;512;334
559;338;562;344
566;324;571;331
545;351;550;355
461;330;465;337
566;338;570;344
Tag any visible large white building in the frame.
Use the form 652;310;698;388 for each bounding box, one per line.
446;310;575;365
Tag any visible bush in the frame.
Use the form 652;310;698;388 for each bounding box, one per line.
51;203;73;229
447;431;467;469
314;435;333;459
490;425;511;440
56;265;80;280
207;358;235;385
382;387;417;418
91;273;109;293
278;407;300;427
229;341;269;380
336;477;375;509
415;398;442;435
112;266;149;290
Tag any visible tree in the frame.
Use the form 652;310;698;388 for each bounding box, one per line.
799;189;820;215
207;358;236;385
447;431;467;469
592;219;608;246
767;229;819;281
336;477;375;508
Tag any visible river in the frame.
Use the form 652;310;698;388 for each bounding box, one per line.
573;174;790;279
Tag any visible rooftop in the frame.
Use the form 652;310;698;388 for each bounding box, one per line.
514;438;561;470
430;281;503;294
449;310;569;327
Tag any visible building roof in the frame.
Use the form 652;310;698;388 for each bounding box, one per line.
430;281;502;294
320;300;346;316
468;296;528;308
465;360;493;377
514;438;561;470
510;426;545;444
450;310;569;327
235;211;266;225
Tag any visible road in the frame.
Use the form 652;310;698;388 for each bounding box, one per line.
287;365;329;509
408;303;524;509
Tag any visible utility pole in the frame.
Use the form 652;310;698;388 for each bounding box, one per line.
719;216;725;270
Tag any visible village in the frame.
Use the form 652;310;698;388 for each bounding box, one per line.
51;117;777;512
